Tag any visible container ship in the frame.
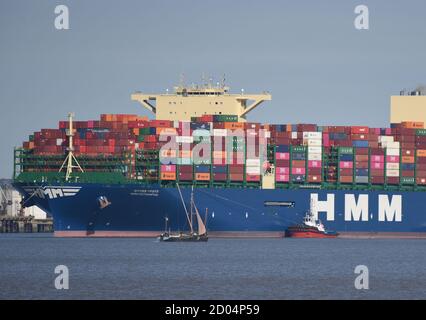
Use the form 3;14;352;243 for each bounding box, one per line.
12;82;426;238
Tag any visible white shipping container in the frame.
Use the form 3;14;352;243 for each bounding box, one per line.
386;169;400;177
193;129;211;137
308;146;322;154
264;131;271;138
382;141;400;149
386;163;400;170
307;153;322;160
303;132;322;140
246;159;261;167
291;132;298;139
307;139;322;146
386;148;400;156
246;166;261;174
176;136;194;143
379;136;394;143
173;120;179;128
213;129;227;137
56;139;63;146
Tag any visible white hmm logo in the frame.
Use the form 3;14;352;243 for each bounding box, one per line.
54;265;69;290
354;265;369;290
354;5;369;30
54;5;69;30
23;186;81;199
310;194;402;222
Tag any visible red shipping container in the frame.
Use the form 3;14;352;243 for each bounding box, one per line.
339;176;353;183
229;165;244;174
351;134;369;141
292;160;305;168
246;174;260;182
355;148;369;155
276;167;289;174
229;173;244;181
416;177;426;185
308;160;322;168
275;174;290;182
370;169;384;176
276;159;290;167
339;168;353;175
308;168;321;175
351;126;369;134
355;162;369;169
291;167;306;175
212;173;227;181
386;156;399;163
355;155;369;162
307;175;322;183
371;155;384;162
387;177;399;185
276;152;290;160
340;161;353;169
371;162;384;170
178;172;193;181
179;165;193;173
416;164;426;171
161;165;176;172
416;170;426;178
401;170;414;177
371;176;385;184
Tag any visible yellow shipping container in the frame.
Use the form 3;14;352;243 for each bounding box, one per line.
401;156;415;163
417;150;426;157
195;173;210;181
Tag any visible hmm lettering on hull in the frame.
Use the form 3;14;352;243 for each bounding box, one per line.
311;194;402;222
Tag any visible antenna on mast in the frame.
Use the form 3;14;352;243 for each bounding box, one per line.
59;112;84;181
179;73;185;88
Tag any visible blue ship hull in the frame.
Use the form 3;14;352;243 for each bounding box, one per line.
13;183;426;237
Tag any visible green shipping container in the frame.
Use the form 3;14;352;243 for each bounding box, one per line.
292;146;306;153
139;128;151;135
137;135;145;142
339;147;354;154
416;129;426;136
216;115;238;122
400;176;415;184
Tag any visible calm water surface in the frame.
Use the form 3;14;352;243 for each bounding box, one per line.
0;234;425;299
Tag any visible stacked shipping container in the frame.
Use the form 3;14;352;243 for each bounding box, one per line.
20;114;426;188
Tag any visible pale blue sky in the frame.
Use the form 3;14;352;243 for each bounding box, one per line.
1;0;425;177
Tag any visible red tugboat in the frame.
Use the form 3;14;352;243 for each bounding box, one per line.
286;201;339;238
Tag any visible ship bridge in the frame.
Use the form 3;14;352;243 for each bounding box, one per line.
131;82;271;122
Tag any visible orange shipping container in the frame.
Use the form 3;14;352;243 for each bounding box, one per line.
401;156;415;163
401;121;424;129
195;173;210;181
417;150;426;157
224;122;245;130
156;127;177;135
292;160;306;168
160;172;176;180
160;149;177;158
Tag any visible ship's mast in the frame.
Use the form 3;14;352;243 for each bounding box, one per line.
59;113;84;181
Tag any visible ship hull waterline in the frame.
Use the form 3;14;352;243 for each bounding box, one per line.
13;183;426;239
